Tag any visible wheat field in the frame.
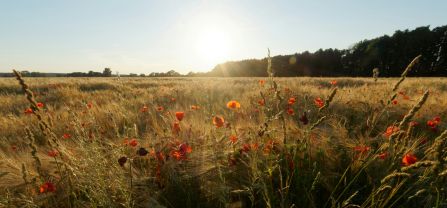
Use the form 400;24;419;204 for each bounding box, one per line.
1;72;447;207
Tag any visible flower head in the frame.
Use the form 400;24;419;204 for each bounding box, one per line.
63;133;71;139
314;97;324;108
190;105;200;110
47;150;59;157
354;145;370;154
24;108;34;114
39;182;56;193
229;135;238;144
259;80;265;86
175;112;185;121
402;154;417;166
140;106;148;113
330;80;337;85
288;97;296;105
409;121;419;127
287;108;294;115
179;143;192;154
128;139;138;147
213;116;225;128
378;152;388;160
36;102;44;108
170;143;192;161
384;126;399;138
156;106;164;111
227;100;241;109
258;99;265;106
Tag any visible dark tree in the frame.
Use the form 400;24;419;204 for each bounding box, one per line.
103;68;112;77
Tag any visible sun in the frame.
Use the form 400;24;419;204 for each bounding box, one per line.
195;28;231;68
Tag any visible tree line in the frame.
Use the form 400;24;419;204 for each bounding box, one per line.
197;25;447;77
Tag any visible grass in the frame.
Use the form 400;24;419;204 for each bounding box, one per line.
0;71;447;207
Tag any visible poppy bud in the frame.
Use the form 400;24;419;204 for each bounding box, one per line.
118;156;127;167
137;147;149;156
300;113;309;125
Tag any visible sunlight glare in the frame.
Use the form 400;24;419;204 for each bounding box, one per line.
195;27;231;68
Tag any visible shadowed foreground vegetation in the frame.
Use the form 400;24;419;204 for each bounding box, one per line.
1;68;447;207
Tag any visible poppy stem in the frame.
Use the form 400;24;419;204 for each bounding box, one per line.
129;158;133;200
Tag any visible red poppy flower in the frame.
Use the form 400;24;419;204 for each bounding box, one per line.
314;98;324;108
402;154;417;166
241;144;251;153
39;182;56;193
354;145;370;154
287;108;294;115
384;126;399;138
227;100;241;109
259;80;265;86
427;120;437;128
251;143;259;150
213;116;225;128
229;135;238;144
434;116;441;123
330;80;337;85
128;139;138;147
11;145;17;151
63;133;71;139
179;143;192;154
409;121;419;127
378;152;388;160
47;150;59;157
24;108;33;114
156;106;164;111
403;95;410;100
140;106;148;113
288;97;296;105
175;112;185;121
392;100;398;105
190;105;200;110
36;102;44;108
172;122;180;134
263;140;278;154
171;150;183;160
258;99;265;106
87;102;93;109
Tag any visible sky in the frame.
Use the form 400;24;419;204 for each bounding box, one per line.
0;0;446;74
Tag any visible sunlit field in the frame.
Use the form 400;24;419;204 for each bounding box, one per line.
1;73;447;207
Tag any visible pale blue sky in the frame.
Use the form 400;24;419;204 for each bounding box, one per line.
0;0;446;74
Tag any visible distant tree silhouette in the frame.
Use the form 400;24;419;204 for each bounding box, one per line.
202;25;447;77
103;68;112;77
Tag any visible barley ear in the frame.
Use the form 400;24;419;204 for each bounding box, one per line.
392;55;422;92
398;90;429;129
